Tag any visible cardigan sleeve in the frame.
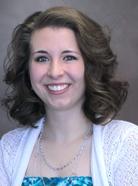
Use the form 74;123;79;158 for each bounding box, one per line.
113;125;138;186
0;138;11;186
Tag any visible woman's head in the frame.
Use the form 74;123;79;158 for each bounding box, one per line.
3;6;128;126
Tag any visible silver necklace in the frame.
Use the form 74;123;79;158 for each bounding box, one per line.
38;126;92;172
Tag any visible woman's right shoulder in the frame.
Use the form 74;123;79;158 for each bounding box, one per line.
0;117;44;154
0;126;31;179
0;126;29;156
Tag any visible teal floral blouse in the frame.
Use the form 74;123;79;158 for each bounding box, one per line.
22;176;93;186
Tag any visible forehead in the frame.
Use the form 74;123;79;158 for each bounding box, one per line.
30;27;79;51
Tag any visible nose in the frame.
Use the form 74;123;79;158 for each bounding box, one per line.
47;60;64;79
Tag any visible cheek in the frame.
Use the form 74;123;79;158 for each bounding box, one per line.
29;63;44;84
29;66;38;84
72;63;85;81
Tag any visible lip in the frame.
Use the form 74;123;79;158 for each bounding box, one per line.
45;83;71;95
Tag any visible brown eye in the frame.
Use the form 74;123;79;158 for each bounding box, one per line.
63;55;77;62
34;56;49;63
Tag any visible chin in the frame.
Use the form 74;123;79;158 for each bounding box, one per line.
46;99;84;112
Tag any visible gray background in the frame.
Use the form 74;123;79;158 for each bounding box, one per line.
0;0;138;136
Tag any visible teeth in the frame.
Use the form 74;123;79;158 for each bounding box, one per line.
47;84;68;91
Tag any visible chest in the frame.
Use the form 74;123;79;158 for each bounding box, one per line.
25;136;92;177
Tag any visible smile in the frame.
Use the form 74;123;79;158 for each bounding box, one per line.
46;83;71;94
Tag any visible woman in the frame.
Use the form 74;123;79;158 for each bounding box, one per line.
0;6;138;186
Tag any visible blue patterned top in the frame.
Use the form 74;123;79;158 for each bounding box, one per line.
22;176;93;186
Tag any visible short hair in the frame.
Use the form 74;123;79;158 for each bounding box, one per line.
2;6;128;126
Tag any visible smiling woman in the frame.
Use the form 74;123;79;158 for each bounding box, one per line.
0;6;138;186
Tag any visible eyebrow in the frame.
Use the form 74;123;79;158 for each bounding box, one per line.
32;50;81;55
32;50;48;55
62;50;80;55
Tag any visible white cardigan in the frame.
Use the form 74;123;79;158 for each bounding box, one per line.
0;119;138;186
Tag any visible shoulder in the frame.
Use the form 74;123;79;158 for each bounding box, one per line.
0;117;44;153
0;127;30;163
102;120;138;185
0;126;30;180
94;119;138;164
0;117;44;162
0;126;30;151
102;119;138;156
93;119;138;147
103;119;138;141
104;119;138;131
0;118;43;183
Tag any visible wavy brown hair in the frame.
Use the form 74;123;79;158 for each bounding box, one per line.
2;6;128;126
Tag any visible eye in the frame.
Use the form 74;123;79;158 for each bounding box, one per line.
63;55;77;62
34;56;49;63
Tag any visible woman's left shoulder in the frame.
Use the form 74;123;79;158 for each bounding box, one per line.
103;119;138;141
102;119;138;163
102;120;138;185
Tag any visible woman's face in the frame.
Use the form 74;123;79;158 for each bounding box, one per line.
29;27;85;111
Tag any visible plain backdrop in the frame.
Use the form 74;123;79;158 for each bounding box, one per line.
0;0;138;136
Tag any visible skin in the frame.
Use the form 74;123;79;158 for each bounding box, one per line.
30;27;85;113
27;27;92;177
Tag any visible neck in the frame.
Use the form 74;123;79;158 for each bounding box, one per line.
43;107;91;142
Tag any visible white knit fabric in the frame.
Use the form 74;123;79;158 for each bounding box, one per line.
0;119;138;186
103;120;138;186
